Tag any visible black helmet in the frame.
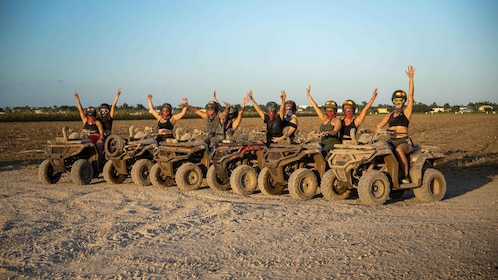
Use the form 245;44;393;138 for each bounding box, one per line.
99;103;110;110
85;107;97;117
342;99;356;112
161;103;172;113
324;100;337;111
391;90;407;104
227;106;238;119
284;100;297;113
265;101;278;113
205;101;219;112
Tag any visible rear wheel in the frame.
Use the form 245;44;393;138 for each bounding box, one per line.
230;165;258;195
207;165;230;191
150;163;173;187
321;169;351;201
131;159;153;186
288;168;318;200
357;170;390;206
71;159;93;185
38;159;62;184
103;161;127;184
258;167;285;196
413;168;446;203
104;135;124;157
176;163;203;191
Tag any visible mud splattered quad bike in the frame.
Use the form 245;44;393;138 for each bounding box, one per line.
103;127;157;186
149;139;211;191
207;139;266;194
38;128;102;185
321;129;446;206
257;142;327;200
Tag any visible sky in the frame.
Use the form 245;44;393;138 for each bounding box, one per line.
1;0;497;108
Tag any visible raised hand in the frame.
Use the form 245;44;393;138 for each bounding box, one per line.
306;85;311;96
405;65;415;78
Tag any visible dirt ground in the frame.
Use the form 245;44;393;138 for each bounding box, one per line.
0;114;497;279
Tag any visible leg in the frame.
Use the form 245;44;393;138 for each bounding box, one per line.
396;143;413;180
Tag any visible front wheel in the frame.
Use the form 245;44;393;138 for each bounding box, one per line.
357;170;390;206
413;168;446;203
176;163;203;191
38;159;62;184
207;165;230;191
150;163;174;187
288;168;318;200
258;167;285;196
71;159;94;185
103;161;127;184
321;169;351;201
131;159;153;186
230;165;258;195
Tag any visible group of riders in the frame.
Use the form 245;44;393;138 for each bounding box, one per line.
74;66;416;184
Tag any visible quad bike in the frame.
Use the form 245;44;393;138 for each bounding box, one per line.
102;126;158;185
207;139;267;194
149;135;211;191
257;140;327;200
38;127;103;185
321;129;446;206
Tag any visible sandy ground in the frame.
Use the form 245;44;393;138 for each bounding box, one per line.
0;114;497;279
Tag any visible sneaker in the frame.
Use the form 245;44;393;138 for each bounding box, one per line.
401;175;411;184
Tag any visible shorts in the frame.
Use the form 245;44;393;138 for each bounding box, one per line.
389;137;413;149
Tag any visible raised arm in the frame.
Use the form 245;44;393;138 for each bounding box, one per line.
110;87;121;118
354;88;378;126
306;85;325;120
279;90;286;119
172;97;189;123
147;94;162;121
404;65;415;120
247;90;265;120
179;102;207;119
232;96;249;131
74;91;87;124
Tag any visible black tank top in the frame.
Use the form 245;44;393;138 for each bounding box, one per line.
264;115;283;144
341;117;356;139
283;115;297;143
388;111;409;127
98;116;113;137
83;121;99;134
158;118;174;130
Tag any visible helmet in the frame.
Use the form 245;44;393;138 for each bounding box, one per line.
391;90;407;104
265;101;279;113
161;103;172;113
324;100;337;111
205;101;219;113
342;99;356;112
85;107;97;117
99;103;110;110
227;106;238;119
284;100;297;113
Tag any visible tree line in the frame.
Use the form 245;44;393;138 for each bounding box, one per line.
0;101;496;122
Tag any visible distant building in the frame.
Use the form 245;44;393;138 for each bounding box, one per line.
478;105;493;112
377;108;389;114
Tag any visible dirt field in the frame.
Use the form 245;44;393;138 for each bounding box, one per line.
0;114;497;278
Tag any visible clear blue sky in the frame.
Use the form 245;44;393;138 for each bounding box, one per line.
1;0;497;108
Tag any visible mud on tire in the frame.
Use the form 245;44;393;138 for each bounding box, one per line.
258;167;285;196
71;159;94;185
207;165;230;191
103;161;127;184
321;169;351;201
288;168;318;200
413;168;446;203
357;170;390;206
104;135;125;157
149;163;174;187
176;163;203;191
38;159;62;184
131;159;153;186
230;165;258;195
